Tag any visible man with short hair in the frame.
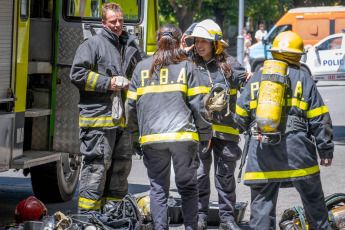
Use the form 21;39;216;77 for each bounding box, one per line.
70;3;147;214
255;24;267;43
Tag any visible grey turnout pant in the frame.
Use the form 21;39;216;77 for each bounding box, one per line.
142;142;199;230
197;138;242;223
249;175;331;230
78;128;132;214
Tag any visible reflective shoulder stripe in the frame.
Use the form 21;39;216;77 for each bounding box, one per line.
79;197;101;210
127;90;137;100
137;84;187;95
307;105;329;118
79;116;126;128
141;132;199;144
236;104;248;117
187;86;211;96
249;100;257;109
284;98;308;110
212;124;239;135
230;88;237;95
85;71;99;91
244;165;320;181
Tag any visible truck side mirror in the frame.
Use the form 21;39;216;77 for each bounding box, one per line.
314;46;319;51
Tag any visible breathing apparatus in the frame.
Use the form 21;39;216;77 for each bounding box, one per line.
252;31;305;145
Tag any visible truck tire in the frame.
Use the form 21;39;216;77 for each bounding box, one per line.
30;153;81;202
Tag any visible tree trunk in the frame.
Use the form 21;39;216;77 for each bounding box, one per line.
169;0;203;32
214;7;225;32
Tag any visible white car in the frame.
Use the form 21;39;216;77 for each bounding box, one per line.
301;33;345;81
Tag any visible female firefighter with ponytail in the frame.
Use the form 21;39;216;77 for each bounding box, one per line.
127;24;212;230
181;19;248;230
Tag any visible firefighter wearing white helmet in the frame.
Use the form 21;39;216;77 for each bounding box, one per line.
181;19;248;230
236;31;333;229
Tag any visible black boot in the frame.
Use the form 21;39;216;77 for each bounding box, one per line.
198;216;207;230
219;220;241;230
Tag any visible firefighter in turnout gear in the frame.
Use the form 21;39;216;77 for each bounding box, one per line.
70;3;147;214
127;24;212;230
236;31;334;230
181;19;247;230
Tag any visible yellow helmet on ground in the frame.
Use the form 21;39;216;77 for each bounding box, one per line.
268;31;305;54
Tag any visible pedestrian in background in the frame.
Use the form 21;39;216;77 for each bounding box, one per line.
182;19;248;230
127;24;212;230
70;3;146;214
255;24;267;43
236;31;333;230
243;28;252;73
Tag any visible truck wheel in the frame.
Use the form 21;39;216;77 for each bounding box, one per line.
30;153;81;202
254;63;264;73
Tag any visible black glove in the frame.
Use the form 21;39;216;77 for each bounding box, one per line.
200;140;211;154
133;142;143;156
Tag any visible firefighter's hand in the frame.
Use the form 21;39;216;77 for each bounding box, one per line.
200;140;211;154
180;34;194;53
245;71;253;82
133;142;143;156
109;77;122;91
321;158;332;167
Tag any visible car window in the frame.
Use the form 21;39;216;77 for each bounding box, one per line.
318;37;343;51
266;24;292;44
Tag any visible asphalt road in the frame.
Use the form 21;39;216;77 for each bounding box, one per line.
1;81;345;229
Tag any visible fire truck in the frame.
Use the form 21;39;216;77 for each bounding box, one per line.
0;0;158;202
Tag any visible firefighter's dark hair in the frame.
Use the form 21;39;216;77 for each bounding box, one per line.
149;25;191;77
193;40;233;78
102;3;123;21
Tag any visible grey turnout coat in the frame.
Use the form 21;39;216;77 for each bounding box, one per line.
127;56;212;146
70;27;147;129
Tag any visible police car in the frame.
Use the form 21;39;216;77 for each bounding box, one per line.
301;32;345;81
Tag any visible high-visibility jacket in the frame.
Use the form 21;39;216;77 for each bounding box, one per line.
236;65;334;185
127;56;212;145
198;56;247;142
70;28;147;129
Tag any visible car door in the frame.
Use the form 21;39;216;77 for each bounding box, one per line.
312;36;343;79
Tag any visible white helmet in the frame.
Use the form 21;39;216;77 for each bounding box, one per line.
190;19;228;47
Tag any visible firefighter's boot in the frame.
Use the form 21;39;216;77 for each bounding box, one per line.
219;220;241;230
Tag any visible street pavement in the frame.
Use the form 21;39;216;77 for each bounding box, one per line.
0;81;344;229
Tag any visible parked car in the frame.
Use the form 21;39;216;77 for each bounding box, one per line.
301;32;345;81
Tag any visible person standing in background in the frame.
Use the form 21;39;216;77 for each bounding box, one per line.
243;28;252;73
255;24;267;43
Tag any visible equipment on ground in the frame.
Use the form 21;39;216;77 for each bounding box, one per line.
252;60;289;145
15;197;47;225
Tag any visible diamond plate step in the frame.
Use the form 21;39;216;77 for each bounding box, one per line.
12;150;61;169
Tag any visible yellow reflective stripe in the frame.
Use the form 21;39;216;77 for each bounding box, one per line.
244;165;320;181
236;104;248;117
249;100;257;109
79;117;126;128
141;132;199;144
85;71;99;91
91;73;99;91
230;88;237;95
187;86;211;96
212;124;239;135
137;84;187;95
79;197;101;210
249;99;308;110
208;30;222;36
127;90;137;100
285;98;308;110
307;106;329;118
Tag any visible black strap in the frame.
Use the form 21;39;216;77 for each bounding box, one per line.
282;116;307;134
261;74;289;86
